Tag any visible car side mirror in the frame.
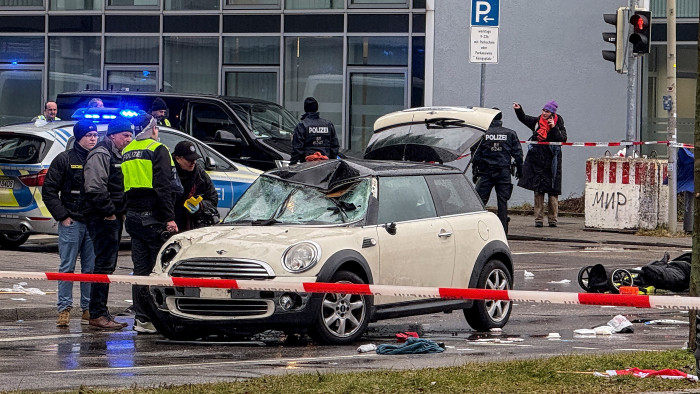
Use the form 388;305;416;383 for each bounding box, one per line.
204;156;217;171
384;222;397;235
215;129;244;145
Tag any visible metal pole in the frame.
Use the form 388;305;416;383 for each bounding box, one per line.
625;2;637;157
479;63;486;107
667;0;678;233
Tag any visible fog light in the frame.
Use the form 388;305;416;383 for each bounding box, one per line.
279;294;294;310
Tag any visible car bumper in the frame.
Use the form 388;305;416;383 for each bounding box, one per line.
147;285;320;333
0;215;56;235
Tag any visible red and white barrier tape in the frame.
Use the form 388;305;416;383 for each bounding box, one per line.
520;140;694;149
1;271;698;311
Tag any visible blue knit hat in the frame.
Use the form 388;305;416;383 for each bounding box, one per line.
73;120;97;141
107;116;134;136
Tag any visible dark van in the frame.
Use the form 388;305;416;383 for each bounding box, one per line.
56;91;296;170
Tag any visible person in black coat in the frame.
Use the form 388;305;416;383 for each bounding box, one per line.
472;109;524;235
172;141;219;231
42;120;99;327
513;100;567;228
290;97;339;165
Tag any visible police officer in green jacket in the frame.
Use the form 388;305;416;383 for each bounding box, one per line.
122;113;178;334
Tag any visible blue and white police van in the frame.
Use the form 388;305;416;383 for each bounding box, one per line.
0;107;261;248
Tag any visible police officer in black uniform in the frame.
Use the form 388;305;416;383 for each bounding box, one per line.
290;97;339;165
472;109;524;235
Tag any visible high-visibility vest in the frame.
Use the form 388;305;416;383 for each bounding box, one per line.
121;139;174;192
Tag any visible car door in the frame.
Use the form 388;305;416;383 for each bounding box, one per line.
375;175;455;303
425;174;487;288
158;129;236;218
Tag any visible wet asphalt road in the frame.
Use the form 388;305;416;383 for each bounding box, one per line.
0;240;694;391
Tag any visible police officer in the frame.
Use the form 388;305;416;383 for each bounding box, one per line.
290;97;339;165
122;114;178;334
150;97;171;127
33;101;60;122
472;109;523;235
42;120;98;328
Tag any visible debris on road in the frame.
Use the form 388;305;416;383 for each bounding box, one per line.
594;367;698;381
376;338;445;355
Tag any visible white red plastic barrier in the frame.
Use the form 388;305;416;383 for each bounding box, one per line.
1;271;699;311
520;140;694;149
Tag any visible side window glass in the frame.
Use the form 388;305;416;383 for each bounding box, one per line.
201;146;234;171
377;176;436;223
426;174;484;216
189;103;242;142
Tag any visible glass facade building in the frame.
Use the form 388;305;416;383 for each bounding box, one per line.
0;0;426;155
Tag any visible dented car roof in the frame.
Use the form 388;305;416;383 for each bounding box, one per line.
265;158;461;192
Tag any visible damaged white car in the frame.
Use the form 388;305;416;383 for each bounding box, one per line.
141;107;513;344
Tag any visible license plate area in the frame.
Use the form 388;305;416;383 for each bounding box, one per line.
0;179;14;189
199;287;231;299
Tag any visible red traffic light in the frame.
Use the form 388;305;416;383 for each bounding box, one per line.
630;14;648;32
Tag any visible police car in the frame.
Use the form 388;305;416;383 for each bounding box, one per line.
0;108;261;249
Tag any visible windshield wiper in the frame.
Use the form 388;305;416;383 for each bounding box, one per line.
251;218;280;226
326;200;356;223
425;118;467;129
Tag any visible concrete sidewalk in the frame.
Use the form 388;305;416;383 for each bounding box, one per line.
0;214;692;322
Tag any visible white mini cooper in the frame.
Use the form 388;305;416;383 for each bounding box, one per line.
142;107;513;344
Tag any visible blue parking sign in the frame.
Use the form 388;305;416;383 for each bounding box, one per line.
471;0;499;27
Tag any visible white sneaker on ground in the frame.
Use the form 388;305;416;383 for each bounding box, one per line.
133;319;158;334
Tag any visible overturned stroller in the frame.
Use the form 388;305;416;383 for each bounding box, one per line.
578;252;691;294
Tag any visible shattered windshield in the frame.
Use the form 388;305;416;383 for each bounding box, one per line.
223;176;371;225
227;101;296;140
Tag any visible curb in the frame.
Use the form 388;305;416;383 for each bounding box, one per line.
507;234;690;249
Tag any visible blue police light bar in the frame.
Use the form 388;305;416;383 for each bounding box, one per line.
71;107;141;123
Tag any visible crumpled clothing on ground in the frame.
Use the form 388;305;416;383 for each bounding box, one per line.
376;337;444;355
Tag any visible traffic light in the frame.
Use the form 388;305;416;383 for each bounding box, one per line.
629;9;651;54
602;7;625;72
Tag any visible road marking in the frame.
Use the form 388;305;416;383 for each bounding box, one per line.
0;333;82;342
45;353;378;373
512;250;631;255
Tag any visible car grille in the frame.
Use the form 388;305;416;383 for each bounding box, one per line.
175;298;271;317
170;258;274;280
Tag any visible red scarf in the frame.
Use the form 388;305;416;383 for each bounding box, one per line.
537;114;558;141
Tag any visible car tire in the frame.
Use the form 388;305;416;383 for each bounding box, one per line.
309;270;372;345
0;232;29;249
464;260;512;331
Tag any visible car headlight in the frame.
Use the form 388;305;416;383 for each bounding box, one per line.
281;241;321;273
160;241;181;269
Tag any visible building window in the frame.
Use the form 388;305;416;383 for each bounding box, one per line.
49;36;101;99
225;0;279;7
285;0;342;9
0;0;43;8
107;0;159;8
165;0;219;10
0;36;44;63
411;36;424;108
284;36;343;133
106;37;159;64
49;0;102;10
164;36;218;94
349;0;408;8
223;36;279;65
348;36;408;66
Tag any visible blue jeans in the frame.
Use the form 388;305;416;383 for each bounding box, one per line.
87;216;123;319
57;220;95;312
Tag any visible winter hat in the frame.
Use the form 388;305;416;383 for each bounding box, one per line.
106;116;135;136
73;120;97;141
131;113;157;140
542;100;558;113
173;141;202;162
150;97;168;112
304;97;318;113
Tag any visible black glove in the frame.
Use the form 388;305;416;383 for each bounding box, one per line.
515;167;523;180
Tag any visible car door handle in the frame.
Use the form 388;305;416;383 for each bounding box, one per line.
438;231;453;238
